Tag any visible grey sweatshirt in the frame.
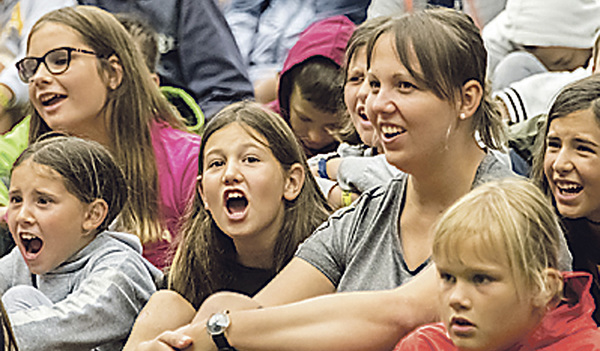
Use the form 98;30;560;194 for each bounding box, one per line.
0;231;163;351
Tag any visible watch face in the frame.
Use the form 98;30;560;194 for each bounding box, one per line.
207;312;230;335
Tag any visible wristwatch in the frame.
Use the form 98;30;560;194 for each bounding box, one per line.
206;311;236;351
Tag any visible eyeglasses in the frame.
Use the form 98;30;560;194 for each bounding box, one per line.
16;47;99;83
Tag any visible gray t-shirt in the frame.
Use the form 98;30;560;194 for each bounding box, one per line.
296;153;515;292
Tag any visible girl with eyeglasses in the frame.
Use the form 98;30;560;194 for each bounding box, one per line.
15;5;201;270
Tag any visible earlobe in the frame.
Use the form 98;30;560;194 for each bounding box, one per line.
107;55;123;90
196;175;210;210
458;79;483;119
533;268;564;310
83;199;109;234
283;163;305;201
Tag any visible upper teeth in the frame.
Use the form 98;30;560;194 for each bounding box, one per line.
40;94;58;103
381;125;403;134
21;233;37;240
227;192;243;199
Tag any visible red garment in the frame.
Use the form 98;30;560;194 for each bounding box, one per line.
270;14;355;118
395;272;600;351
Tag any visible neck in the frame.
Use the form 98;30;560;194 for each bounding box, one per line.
407;138;486;210
234;239;275;270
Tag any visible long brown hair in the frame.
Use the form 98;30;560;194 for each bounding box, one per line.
169;101;331;308
27;6;184;244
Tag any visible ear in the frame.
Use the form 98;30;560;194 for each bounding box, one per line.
106;55;124;90
457;79;483;120
196;175;210;210
82;199;109;234
283;163;305;201
532;268;564;310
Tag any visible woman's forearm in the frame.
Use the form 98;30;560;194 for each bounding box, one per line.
179;266;439;351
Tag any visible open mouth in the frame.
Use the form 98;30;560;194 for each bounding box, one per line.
20;233;43;255
225;190;248;216
39;93;66;107
555;182;583;196
452;318;474;327
380;125;405;139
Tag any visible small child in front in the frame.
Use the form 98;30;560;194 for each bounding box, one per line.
0;135;162;350
395;178;600;350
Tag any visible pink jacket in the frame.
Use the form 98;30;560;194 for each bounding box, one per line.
145;121;200;269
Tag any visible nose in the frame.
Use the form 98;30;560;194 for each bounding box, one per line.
306;128;332;148
29;61;53;85
357;80;369;105
368;88;395;122
222;160;243;185
448;281;472;312
13;202;35;227
551;147;574;175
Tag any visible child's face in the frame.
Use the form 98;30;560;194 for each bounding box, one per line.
436;242;540;351
366;33;460;172
344;47;377;147
528;46;591;72
544;108;600;222
7;161;97;275
288;87;340;156
27;22;111;142
199;123;297;245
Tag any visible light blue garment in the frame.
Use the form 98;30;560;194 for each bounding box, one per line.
224;0;369;83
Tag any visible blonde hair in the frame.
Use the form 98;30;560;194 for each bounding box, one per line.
433;178;563;299
27;6;184;244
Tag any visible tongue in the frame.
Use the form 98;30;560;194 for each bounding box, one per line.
228;198;247;214
26;238;43;254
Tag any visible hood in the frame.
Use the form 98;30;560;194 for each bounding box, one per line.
275;15;355;117
523;271;598;348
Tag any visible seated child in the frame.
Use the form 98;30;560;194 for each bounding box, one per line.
0;135;162;350
395;178;600;350
269;15;355;157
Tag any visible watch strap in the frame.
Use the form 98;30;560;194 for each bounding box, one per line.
211;333;237;351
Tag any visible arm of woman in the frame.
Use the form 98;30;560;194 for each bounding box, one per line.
152;265;439;351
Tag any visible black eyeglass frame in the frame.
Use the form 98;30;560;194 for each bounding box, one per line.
16;47;100;83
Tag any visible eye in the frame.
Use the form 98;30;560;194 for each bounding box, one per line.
8;194;22;205
347;73;364;84
369;78;380;91
397;81;416;92
206;159;225;169
472;274;494;285
576;144;595;154
298;114;312;123
439;271;456;284
546;138;561;150
37;196;54;206
244;155;260;163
